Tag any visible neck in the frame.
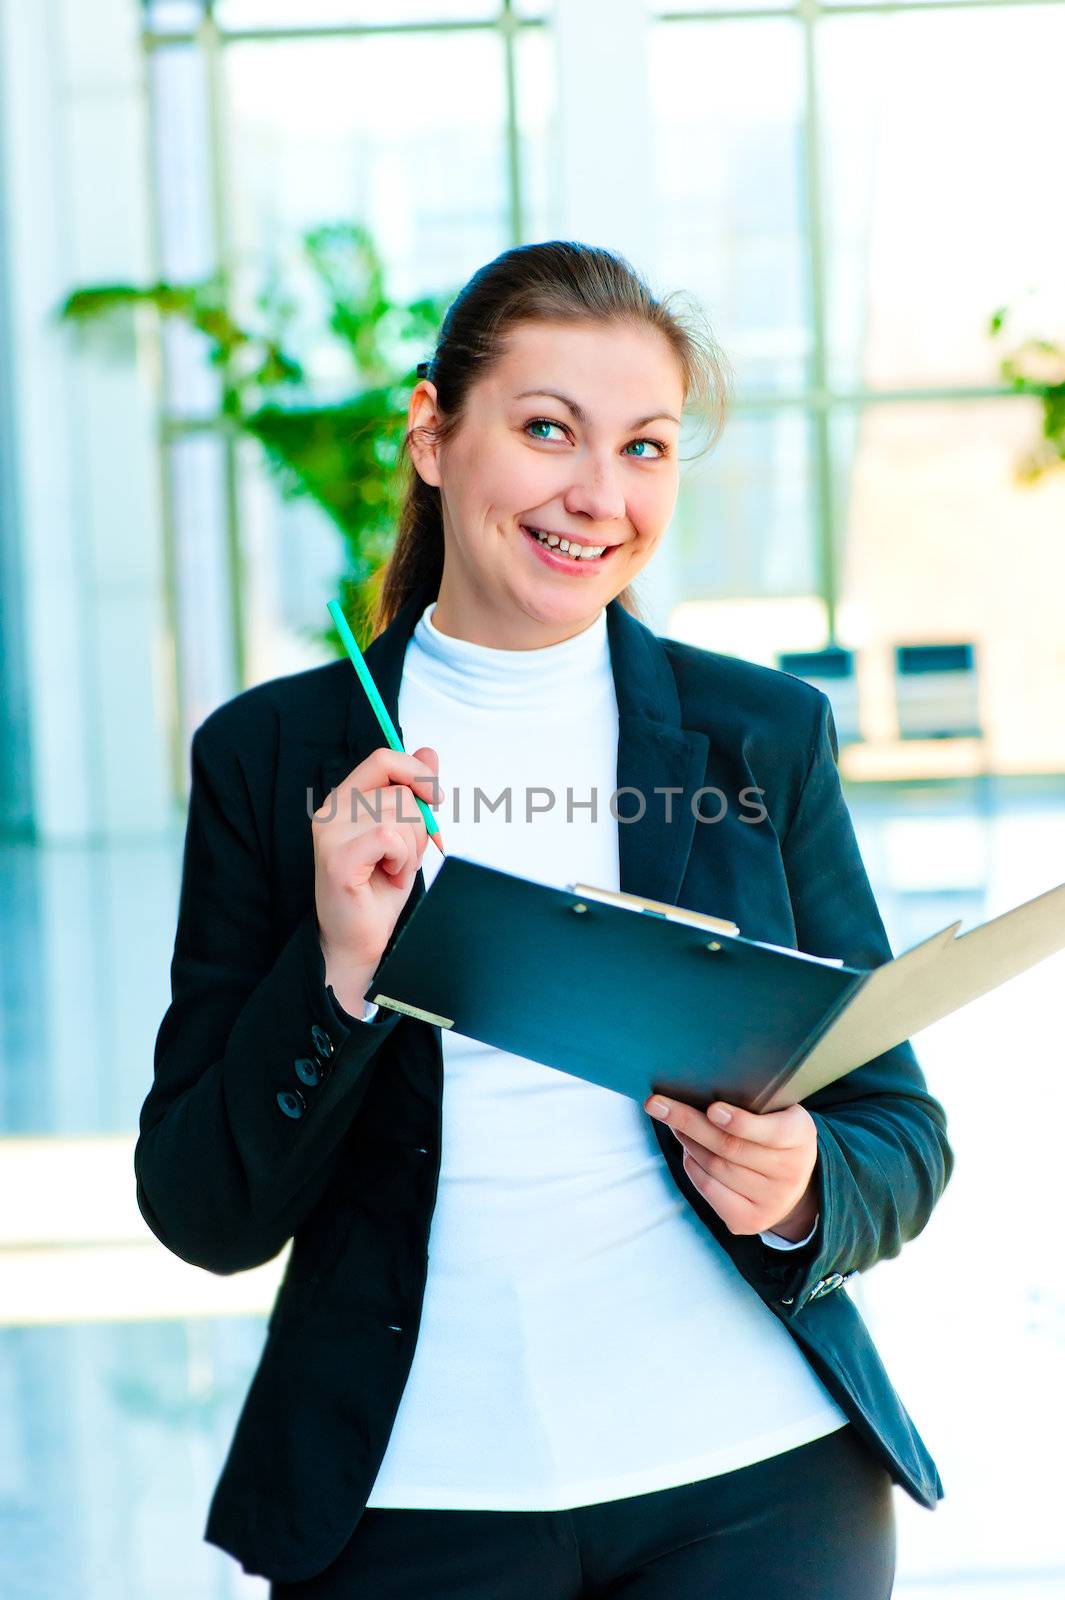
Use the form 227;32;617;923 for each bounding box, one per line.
431;584;606;651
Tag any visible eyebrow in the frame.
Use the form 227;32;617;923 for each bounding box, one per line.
513;389;681;430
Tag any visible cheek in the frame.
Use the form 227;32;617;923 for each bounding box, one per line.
461;438;547;518
499;446;561;508
631;478;677;540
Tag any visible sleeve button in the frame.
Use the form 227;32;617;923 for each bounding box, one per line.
294;1056;322;1088
276;1088;307;1120
311;1024;335;1060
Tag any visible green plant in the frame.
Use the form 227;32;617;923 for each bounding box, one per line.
988;303;1065;485
60;222;453;650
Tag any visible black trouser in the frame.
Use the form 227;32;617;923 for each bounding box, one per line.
270;1423;896;1599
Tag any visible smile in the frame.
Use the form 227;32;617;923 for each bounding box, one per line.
520;525;620;570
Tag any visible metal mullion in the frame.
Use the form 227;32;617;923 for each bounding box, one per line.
160;415;239;438
658;0;1064;19
797;0;837;641
501;1;525;244
818;0;1065;11
143;16;547;51
159;380;1026;440
140;35;188;813
820;0;1065;11
728;384;1023;409
659;5;800;16
200;10;247;695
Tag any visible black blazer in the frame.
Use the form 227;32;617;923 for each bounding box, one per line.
136;587;954;1584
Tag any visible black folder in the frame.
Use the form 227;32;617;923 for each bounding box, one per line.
369;856;1065;1112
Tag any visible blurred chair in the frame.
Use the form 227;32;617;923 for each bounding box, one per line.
894;642;982;740
775;646;862;747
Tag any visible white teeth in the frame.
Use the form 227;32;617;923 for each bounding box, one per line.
526;527;607;560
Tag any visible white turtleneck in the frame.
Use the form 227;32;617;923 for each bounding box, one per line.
363;600;847;1511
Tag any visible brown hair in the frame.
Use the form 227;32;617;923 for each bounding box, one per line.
371;239;733;637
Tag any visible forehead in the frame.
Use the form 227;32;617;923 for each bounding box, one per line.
487;320;685;408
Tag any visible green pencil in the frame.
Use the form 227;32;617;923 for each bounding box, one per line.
326;599;445;854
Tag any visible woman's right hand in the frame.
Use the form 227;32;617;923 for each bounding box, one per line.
312;745;443;1009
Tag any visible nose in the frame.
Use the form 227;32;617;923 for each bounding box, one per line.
561;455;627;526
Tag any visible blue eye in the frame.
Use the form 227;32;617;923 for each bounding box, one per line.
524;418;669;459
525;418;566;442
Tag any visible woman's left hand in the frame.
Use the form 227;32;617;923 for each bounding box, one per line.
644;1095;820;1241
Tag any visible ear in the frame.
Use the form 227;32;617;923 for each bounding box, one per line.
407;380;444;489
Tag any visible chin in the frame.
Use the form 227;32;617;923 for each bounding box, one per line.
512;588;612;633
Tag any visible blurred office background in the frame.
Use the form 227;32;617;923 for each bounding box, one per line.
1;1;1063;1595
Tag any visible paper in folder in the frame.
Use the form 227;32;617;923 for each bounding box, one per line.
369;857;1065;1113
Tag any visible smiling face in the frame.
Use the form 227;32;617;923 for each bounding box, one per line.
407;319;686;649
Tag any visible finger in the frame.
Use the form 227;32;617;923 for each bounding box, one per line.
348;823;409;879
324;822;411;897
680;1154;761;1234
673;1129;771;1204
387;781;434;834
339;778;432;853
645;1095;788;1178
699;1117;792;1179
341;746;446;811
385;825;421;894
642;1094;783;1158
704;1100;808;1150
410;746;444;805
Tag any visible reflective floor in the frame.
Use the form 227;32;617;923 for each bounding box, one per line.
2;775;1064;1597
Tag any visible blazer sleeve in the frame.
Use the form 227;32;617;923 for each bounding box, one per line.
134;710;403;1277
762;690;956;1317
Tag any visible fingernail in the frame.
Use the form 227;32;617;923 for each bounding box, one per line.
709;1105;732;1126
647;1097;670;1119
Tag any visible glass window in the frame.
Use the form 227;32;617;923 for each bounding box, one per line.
223;29;513;377
147;45;220;416
215;0;502;27
514;21;560;240
169;434;240;741
142;0;1065;785
673;409;815;597
650;19;808;396
830;399;1065;772
144;6;547;734
238;436;347;684
818;6;1065;391
141;0;207;31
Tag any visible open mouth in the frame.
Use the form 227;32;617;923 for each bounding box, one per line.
520;525;619;570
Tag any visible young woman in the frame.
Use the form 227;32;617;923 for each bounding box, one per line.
136;241;953;1599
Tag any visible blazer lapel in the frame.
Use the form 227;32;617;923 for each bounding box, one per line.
315;592;711;921
606;600;709;907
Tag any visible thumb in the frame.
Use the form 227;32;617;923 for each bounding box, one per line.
410;746;443;806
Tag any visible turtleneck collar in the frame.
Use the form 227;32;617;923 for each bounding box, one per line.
405;600;612;712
